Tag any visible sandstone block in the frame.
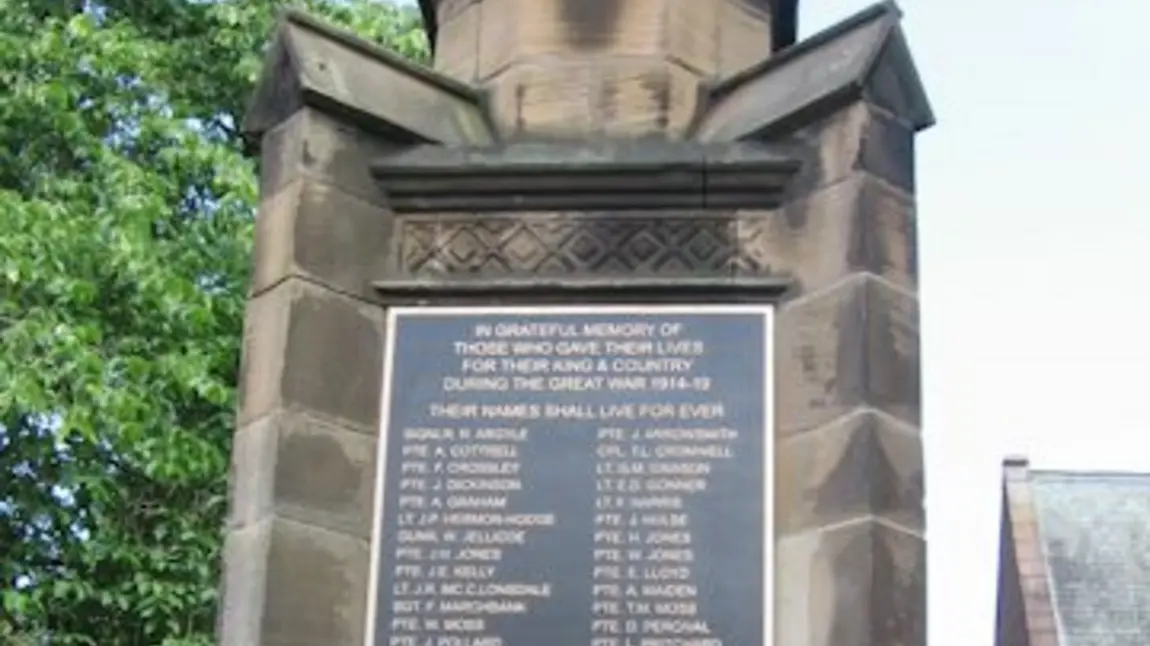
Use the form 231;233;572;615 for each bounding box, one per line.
789;103;916;193
718;0;772;77
736;175;916;294
259;108;396;205
486;59;599;137
435;0;478;24
218;518;271;646
487;56;703;139
776;410;923;535
476;0;668;81
219;518;370;646
239;279;384;429
251;178;391;300
245;14;492;147
599;58;701;137
434;2;481;82
666;0;719;74
775;520;925;646
776;274;920;436
229;410;377;538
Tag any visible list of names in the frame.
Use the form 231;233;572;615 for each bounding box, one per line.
372;308;770;646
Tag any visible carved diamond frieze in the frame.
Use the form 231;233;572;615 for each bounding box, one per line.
394;212;778;279
733;215;775;274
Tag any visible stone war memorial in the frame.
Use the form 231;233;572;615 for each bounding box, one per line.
221;0;934;645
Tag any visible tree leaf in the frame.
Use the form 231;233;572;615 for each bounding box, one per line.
0;1;428;643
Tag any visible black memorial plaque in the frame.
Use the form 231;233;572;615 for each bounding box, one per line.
367;306;774;646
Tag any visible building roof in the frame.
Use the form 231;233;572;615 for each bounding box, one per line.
417;0;799;54
996;458;1150;646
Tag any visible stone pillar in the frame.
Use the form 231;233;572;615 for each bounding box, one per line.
219;108;390;645
767;105;925;646
223;2;934;645
691;8;932;642
219;14;493;646
432;0;776;139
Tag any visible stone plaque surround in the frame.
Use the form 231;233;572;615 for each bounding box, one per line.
367;305;775;646
222;1;934;646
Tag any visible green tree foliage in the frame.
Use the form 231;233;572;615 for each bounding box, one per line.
0;1;427;643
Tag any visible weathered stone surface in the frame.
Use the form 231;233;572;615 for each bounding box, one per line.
859;27;933;132
485;59;599;137
776;274;920;436
694;3;933;142
485;55;702;139
599;58;700;137
433;1;481;82
374;138;796;172
220;518;370;646
243;10;493;146
776;410;923;535
395;211;770;278
259;108;396;205
438;0;790;138
475;0;516;79
737;175;916;295
371;139;798;212
238;279;384;428
475;0;668;76
383;173;912;283
716;0;772;77
433;0;478;23
230;411;377;538
425;0;796;64
785;102;915;194
218;519;271;646
237;290;288;427
775;520;925;646
460;0;777;82
666;0;719;74
665;0;774;77
227;416;278;530
857;107;916;192
696;4;890;140
229;3;934;646
837;178;916;285
251;178;391;300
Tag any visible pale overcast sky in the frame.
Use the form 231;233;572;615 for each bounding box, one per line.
855;1;1150;645
397;1;1150;644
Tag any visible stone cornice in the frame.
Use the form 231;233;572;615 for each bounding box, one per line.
242;9;494;148
240;4;932;157
373;276;794;305
692;1;934;142
371;141;801;212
